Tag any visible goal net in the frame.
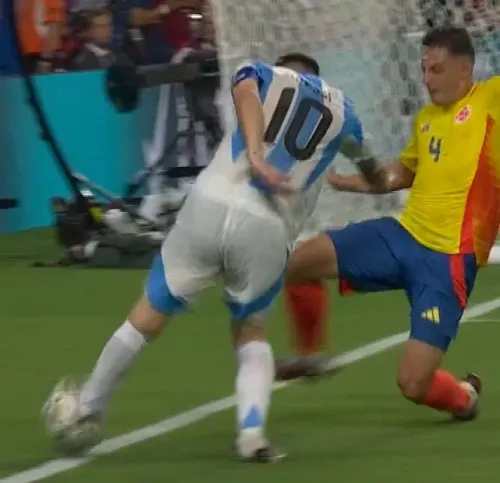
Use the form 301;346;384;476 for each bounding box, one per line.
211;0;500;228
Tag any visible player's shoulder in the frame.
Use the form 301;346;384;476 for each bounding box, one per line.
413;103;440;125
234;60;269;73
232;60;274;86
479;76;500;95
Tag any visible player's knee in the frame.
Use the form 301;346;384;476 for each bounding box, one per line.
286;234;338;284
231;318;267;348
128;295;169;340
397;336;447;403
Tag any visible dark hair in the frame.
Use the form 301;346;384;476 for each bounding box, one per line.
422;27;475;62
275;52;320;75
69;6;110;34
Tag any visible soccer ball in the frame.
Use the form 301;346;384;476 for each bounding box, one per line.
42;378;102;456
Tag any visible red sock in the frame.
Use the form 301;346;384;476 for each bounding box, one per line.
284;281;328;355
423;369;470;413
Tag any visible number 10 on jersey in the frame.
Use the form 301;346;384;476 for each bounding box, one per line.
264;87;333;161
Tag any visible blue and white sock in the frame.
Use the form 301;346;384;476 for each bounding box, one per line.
236;340;274;444
80;321;147;415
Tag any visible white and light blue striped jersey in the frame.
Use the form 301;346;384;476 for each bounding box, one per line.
194;60;370;241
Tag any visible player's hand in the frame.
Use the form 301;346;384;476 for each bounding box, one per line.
249;154;294;194
326;171;345;190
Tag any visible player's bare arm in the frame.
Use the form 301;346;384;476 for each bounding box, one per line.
232;77;291;192
327;160;415;194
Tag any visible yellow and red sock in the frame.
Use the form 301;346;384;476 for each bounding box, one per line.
423;369;470;413
284;281;328;355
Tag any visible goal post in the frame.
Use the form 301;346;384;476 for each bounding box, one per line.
210;0;500;254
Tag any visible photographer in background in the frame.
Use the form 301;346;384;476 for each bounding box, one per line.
129;0;199;65
70;5;114;70
130;0;222;149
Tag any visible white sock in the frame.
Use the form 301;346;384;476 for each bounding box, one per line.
235;341;274;442
80;321;146;414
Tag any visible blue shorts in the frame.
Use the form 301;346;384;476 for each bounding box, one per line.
327;217;478;351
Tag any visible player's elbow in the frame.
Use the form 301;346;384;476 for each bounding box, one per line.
389;162;415;191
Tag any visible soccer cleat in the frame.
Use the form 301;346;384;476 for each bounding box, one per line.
452;373;482;422
275;353;340;381
243;445;287;463
235;431;287;463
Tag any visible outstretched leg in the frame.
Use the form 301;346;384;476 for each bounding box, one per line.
277;219;403;381
44;200;215;454
80;295;168;416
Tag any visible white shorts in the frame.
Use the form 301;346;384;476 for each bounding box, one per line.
145;189;288;321
293;184;344;249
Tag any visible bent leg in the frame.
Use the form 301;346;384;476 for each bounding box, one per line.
80;294;165;415
286;233;338;284
398;286;479;418
398;340;476;417
79;250;194;415
283;217;405;359
278;218;405;381
80;207;219;416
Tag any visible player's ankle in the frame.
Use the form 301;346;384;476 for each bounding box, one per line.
456;381;478;415
237;428;267;456
78;397;105;419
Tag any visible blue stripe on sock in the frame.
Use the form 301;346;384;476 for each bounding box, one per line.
241;405;262;429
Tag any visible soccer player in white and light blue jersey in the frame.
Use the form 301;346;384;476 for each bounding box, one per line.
43;53;385;462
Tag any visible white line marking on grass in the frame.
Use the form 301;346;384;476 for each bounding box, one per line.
3;297;500;483
468;318;500;324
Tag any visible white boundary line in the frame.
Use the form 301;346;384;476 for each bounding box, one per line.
3;297;500;483
468;318;500;324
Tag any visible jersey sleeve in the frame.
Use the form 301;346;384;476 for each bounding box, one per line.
399;116;420;172
339;101;375;162
231;61;272;88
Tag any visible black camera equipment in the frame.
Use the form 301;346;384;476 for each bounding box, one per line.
7;2;223;267
105;52;222;198
105;53;219;112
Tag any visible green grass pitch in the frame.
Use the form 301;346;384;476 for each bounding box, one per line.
1;229;500;482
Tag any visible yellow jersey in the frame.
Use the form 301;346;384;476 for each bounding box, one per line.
399;77;500;267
